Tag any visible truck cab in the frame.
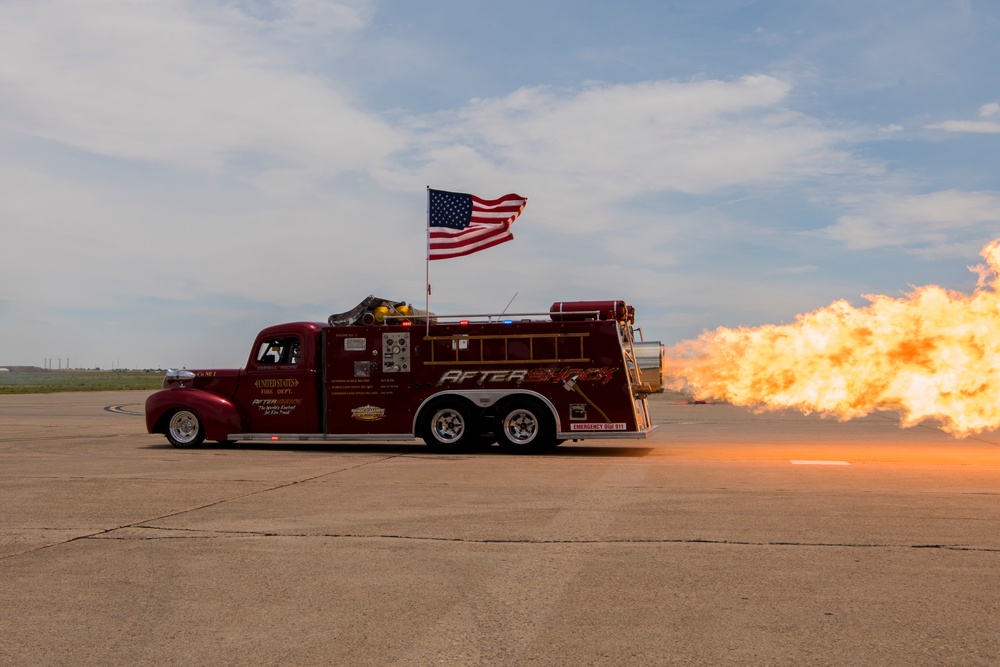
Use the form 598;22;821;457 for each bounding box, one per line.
237;323;323;435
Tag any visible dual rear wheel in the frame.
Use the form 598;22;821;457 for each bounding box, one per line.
421;396;558;454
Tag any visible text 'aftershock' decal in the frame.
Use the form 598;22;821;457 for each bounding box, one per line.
436;367;616;387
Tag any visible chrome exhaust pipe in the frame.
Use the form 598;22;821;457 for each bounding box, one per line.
632;341;665;394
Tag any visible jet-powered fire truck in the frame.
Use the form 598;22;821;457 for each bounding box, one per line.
146;296;664;453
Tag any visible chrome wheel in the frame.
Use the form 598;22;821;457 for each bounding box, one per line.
502;409;539;445
167;410;204;447
422;399;476;452
430;406;467;444
496;398;555;454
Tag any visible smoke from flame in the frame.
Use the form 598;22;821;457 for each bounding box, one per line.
665;239;1000;437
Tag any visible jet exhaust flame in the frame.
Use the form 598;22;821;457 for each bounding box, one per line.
666;239;1000;437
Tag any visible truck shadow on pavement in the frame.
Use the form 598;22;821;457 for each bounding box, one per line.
141;442;655;458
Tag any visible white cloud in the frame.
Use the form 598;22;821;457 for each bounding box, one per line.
822;190;1000;254
979;102;1000;118
924;101;1000;133
0;0;420;352
0;0;399;175
925;120;1000;134
382;75;860;233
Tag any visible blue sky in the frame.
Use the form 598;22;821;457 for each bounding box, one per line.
2;0;999;369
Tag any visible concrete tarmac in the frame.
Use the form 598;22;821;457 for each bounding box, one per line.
2;391;1000;666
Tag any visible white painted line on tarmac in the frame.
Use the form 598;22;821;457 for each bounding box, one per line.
790;460;851;466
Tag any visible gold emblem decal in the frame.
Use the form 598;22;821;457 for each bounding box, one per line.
351;405;386;421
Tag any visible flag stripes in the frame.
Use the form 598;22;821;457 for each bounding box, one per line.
428;190;527;260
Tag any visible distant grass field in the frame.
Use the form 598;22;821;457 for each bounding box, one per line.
0;370;165;394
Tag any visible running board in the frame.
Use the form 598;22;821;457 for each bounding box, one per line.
229;425;657;443
229;433;420;443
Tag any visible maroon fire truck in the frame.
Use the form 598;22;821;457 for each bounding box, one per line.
145;296;664;453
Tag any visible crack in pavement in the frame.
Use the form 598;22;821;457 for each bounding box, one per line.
86;525;1000;553
0;454;406;561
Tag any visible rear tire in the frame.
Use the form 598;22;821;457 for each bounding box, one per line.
166;409;205;448
421;399;477;453
495;398;557;454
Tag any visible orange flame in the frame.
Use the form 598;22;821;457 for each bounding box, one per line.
666;239;1000;437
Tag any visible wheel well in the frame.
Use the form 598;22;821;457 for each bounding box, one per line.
147;392;242;442
413;391;560;437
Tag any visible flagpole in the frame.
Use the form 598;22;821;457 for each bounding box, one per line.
425;186;431;336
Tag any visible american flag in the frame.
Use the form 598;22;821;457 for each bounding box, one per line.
427;189;527;260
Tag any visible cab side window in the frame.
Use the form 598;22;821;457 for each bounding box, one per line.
256;337;301;365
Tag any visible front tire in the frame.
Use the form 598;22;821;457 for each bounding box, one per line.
495;398;557;454
166;409;205;448
421;399;477;453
